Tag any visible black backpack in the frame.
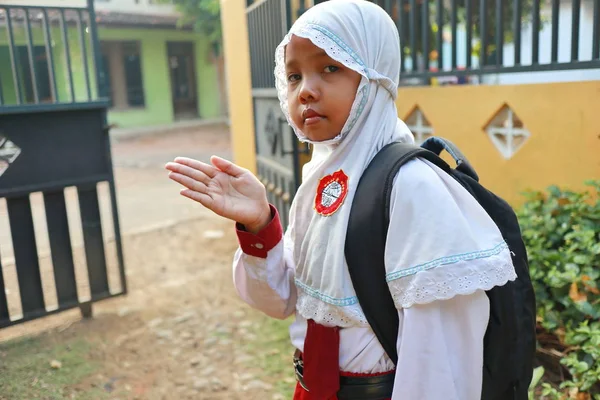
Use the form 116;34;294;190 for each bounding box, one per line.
345;137;536;400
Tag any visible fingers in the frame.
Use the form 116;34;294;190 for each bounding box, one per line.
168;171;207;194
168;157;219;179
210;156;246;177
180;189;213;208
165;162;210;185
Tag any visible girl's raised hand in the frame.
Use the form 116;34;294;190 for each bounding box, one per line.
165;156;271;233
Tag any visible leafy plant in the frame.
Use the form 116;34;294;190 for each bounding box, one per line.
517;181;600;398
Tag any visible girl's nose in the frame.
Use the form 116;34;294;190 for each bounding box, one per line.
298;77;320;104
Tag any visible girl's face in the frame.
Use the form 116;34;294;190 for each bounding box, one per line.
285;36;362;142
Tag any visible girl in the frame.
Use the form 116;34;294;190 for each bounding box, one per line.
166;1;517;399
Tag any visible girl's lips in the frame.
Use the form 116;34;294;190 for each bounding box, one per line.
302;109;325;126
305;116;324;126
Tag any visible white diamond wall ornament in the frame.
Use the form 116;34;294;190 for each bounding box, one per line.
405;106;434;145
0;134;22;178
485;105;531;160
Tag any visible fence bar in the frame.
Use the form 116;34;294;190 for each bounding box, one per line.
77;11;93;101
436;0;443;70
451;0;457;69
106;172;127;296
496;0;504;66
255;8;262;87
254;3;261;87
0;76;3;105
88;0;106;98
422;0;429;72
571;0;580;61
466;0;472;68
284;0;292;30
42;9;58;102
264;3;271;86
0;254;9;322
384;0;391;14
44;191;79;307
398;0;405;72
24;10;40;103
265;1;272;88
78;186;110;299
594;0;599;59
5;8;23;105
60;10;76;102
258;4;265;87
513;0;521;65
409;0;417;71
7;196;45;316
532;0;540;64
551;0;559;62
479;0;487;67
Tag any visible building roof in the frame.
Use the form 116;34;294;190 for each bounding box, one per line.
94;10;189;29
0;8;191;30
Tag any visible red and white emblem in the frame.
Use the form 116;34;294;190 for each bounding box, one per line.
315;170;349;216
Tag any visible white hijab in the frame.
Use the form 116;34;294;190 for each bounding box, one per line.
276;0;515;327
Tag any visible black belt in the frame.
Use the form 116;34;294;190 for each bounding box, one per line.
293;350;394;400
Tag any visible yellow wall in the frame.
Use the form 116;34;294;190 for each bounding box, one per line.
396;81;600;205
220;0;257;172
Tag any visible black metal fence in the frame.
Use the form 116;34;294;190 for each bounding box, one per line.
0;3;108;106
384;0;600;83
250;0;600;85
247;0;289;88
0;0;125;328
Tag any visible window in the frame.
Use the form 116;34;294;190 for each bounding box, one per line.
100;41;145;109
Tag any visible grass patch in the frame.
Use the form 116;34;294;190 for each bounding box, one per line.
0;335;106;400
244;315;296;398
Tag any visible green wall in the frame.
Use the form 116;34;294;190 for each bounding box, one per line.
0;26;69;104
0;25;220;129
99;27;220;128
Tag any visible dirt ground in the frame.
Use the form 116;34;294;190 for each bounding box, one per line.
0;124;294;400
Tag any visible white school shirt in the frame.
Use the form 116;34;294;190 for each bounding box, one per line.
232;161;491;400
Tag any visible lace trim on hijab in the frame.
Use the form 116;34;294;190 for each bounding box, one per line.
274;22;371;143
387;244;517;309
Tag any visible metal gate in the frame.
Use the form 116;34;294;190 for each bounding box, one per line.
245;0;600;223
246;0;309;228
0;0;126;328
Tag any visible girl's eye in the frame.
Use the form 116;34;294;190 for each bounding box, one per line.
287;74;301;83
324;65;339;73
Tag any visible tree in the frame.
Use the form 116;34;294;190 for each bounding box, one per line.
168;0;222;56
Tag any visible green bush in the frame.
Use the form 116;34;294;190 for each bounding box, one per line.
518;181;600;399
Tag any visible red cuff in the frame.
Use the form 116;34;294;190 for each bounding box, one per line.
236;205;283;258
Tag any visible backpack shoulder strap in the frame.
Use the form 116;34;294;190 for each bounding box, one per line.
344;142;451;364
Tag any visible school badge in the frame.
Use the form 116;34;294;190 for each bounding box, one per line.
314;170;349;216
